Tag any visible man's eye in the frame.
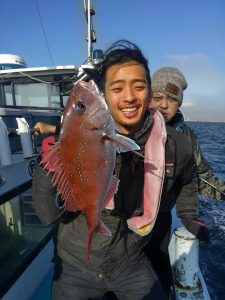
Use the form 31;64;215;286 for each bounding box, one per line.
112;88;122;93
168;98;176;103
135;86;145;91
153;97;161;101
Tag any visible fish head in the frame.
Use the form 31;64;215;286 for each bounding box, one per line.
62;80;112;131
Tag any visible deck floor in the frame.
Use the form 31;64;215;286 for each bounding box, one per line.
32;271;52;300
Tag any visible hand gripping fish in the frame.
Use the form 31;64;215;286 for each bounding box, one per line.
41;80;140;260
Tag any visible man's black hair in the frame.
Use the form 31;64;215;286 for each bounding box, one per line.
96;39;151;91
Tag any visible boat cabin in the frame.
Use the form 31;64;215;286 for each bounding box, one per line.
0;64;79;298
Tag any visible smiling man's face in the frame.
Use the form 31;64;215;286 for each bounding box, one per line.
103;61;151;134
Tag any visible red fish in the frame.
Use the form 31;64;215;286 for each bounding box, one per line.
41;80;140;260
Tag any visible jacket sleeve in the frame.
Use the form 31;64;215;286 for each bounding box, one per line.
32;163;65;224
175;152;199;222
174;141;211;242
185;126;225;200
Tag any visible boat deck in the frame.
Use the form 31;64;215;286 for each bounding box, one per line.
32;271;52;300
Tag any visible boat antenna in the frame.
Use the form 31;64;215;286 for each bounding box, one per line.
84;0;96;63
35;0;54;66
76;1;103;82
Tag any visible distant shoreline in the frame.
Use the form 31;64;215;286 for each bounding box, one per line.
185;120;225;123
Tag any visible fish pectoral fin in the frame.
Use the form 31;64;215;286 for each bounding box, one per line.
97;222;111;236
103;132;142;155
114;134;141;153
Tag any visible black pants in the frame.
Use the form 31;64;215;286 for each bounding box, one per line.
144;212;173;298
51;257;167;300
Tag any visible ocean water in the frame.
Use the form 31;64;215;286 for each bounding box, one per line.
188;122;225;300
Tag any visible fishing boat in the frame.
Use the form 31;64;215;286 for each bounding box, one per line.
0;1;211;299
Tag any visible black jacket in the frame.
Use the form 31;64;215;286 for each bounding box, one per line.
169;111;225;200
160;126;198;220
32;113;198;279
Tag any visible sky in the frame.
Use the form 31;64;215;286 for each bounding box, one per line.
1;0;225;122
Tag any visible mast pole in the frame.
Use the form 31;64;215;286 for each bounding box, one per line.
87;0;92;63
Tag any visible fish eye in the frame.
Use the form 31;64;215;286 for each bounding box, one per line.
77;100;86;112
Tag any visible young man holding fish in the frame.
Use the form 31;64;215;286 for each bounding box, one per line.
33;40;200;300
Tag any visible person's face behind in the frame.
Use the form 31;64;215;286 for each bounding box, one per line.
149;92;179;123
103;61;151;135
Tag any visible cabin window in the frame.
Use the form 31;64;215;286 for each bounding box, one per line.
63;95;69;107
14;83;61;108
2;85;13;105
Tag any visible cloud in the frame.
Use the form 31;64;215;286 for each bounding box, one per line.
182;101;195;108
163;53;210;65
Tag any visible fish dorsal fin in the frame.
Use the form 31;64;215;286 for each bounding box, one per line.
41;141;79;212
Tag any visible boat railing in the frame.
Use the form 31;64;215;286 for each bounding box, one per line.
169;211;211;300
